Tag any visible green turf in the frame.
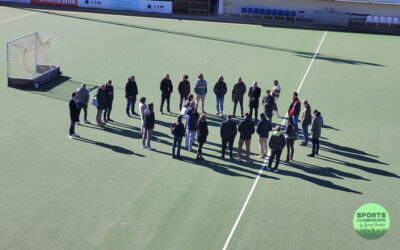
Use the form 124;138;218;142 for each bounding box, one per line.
0;6;399;250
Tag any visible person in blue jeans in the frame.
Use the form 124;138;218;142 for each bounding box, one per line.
213;76;227;116
171;115;186;159
300;100;312;146
185;104;199;151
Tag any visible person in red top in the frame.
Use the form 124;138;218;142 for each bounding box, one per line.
288;92;301;136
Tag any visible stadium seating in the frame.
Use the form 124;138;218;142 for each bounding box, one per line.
372;16;379;25
238;7;297;22
247;8;254;16
240;7;247;17
365;15;400;28
385;17;392;27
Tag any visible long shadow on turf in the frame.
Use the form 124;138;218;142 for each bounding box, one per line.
319;141;386;164
83;123;142;139
24;9;384;68
76;137;144;156
283;160;370;181
155;149;279;180
111;121;172;139
317;155;399;179
272;167;363;194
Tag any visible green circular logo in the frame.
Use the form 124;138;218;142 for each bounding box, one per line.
353;203;390;240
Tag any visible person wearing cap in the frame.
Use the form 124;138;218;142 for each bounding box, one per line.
237;113;255;163
171;114;186;159
262;89;275;123
308;110;323;157
248;81;261;122
272;80;281;118
194;73;207;113
300;100;312;146
76;84;90;124
160;73;173;114
220;115;237;159
256;113;272;158
213;76;227;116
232;77;246;118
267;125;286;173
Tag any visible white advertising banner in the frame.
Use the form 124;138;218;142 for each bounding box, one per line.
139;1;172;13
0;0;31;3
77;0;172;13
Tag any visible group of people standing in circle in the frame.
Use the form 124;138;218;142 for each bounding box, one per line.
68;73;323;172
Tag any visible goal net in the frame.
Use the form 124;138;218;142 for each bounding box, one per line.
7;32;63;88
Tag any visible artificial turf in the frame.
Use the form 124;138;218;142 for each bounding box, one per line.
0;6;399;249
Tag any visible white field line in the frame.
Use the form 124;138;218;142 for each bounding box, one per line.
0;12;35;25
222;30;328;250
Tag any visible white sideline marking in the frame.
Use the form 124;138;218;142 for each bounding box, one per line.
222;30;328;250
0;12;35;25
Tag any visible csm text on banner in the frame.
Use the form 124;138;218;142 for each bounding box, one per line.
77;0;172;14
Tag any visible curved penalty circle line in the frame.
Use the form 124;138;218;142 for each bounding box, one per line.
222;30;328;250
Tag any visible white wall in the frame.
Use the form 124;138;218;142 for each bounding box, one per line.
223;0;400;18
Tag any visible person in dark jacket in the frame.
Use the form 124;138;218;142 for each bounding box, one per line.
160;73;173;114
288;92;301;135
185;105;199;151
171;115;186;159
248;81;261;122
262;90;275;123
284;117;297;162
256;113;272;158
76;84;90;124
69;92;80;139
213;76;227;116
142;103;155;151
300;100;312;146
220;115;237;159
308;110;323;157
178;75;190;111
125;75;138;116
95;84;106;126
196;114;209;160
267;125;286;173
232;77;246;118
237;113;255;163
103;80;114;122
